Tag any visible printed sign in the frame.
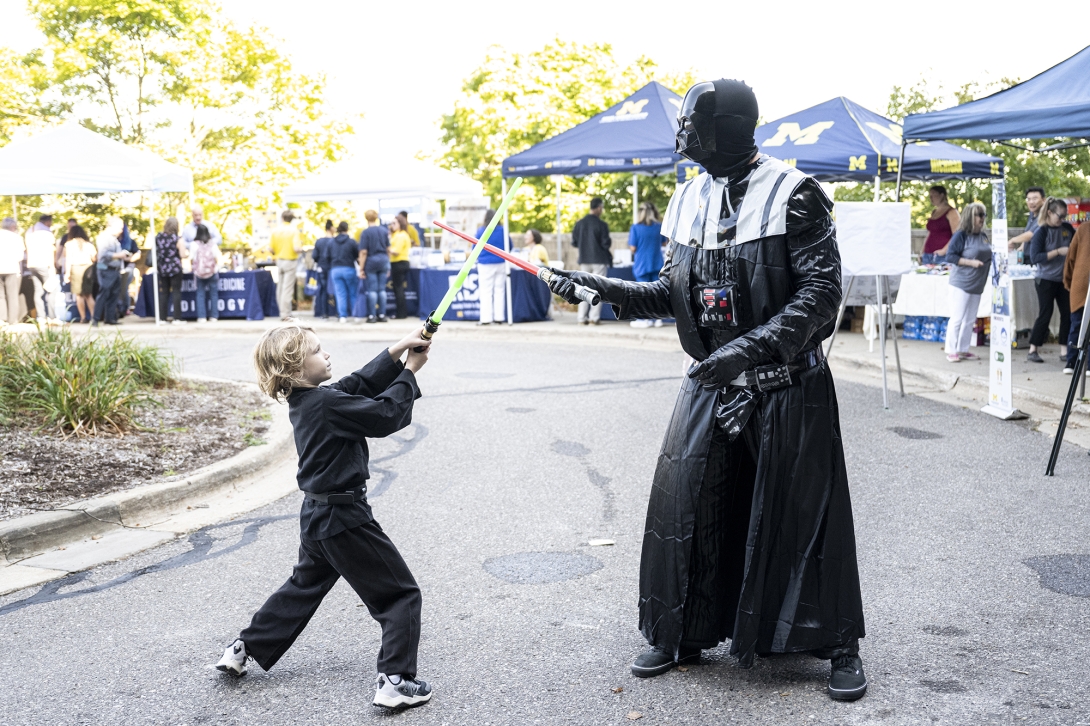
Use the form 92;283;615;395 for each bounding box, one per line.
983;180;1021;419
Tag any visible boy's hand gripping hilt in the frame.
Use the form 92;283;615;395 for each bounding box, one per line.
413;312;441;353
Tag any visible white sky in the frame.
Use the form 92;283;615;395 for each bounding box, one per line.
1;0;1084;161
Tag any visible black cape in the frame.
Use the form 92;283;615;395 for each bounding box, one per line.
568;164;865;666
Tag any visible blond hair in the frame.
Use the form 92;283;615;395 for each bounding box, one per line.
253;323;317;402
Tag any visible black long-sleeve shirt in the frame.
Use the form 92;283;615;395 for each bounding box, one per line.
571;214;612;265
288;349;420;540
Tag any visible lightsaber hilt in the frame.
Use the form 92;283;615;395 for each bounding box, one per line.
537;268;601;306
414;312;441;353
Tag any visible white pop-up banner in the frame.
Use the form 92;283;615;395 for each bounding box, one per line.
982;180;1027;420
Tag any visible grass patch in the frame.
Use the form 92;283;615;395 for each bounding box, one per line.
243;431;267;447
0;327;176;436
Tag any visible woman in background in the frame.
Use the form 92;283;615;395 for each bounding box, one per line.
942;203;992;362
312;219;335;319
523;229;550;267
474;209;506;325
1027;197;1075;364
628;202;666;329
64;225;98;323
922;185;960;264
155;217;187;324
388;217;413;319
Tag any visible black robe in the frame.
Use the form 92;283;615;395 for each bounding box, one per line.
567;161;865;667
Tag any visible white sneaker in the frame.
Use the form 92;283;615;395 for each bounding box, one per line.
339;317;348;324
171;319;187;325
1064;367;1075;375
630;320;653;328
215;639;249;677
373;673;432;709
197;318;207;324
654;319;664;327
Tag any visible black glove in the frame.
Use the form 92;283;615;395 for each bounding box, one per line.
545;268;582;305
687;348;748;390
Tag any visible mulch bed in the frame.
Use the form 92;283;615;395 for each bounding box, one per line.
0;381;274;522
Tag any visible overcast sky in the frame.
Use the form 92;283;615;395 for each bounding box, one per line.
2;0;1083;161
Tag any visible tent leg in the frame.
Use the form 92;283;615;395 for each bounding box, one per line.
633;173;639;225
555;176;562;264
10;196;16;225
894;142;906;202
885;275;905;396
878;275;889;409
873;174;881;203
826;275;855;357
502;177;513;325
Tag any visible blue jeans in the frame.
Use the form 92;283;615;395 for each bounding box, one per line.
330;266;358;319
921;252;946;265
195;274;219;319
365;256;390;319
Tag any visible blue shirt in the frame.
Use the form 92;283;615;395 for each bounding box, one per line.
359;225;389;258
628;222;665;278
313;236;332;271
474;224;506;265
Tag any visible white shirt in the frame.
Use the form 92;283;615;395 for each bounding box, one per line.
24;223;55;270
0;229;24;275
182;220;222;249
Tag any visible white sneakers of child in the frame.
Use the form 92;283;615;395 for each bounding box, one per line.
215;639;249;677
373;673;432;709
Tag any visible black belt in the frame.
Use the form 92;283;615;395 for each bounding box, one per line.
304;486;366;505
728;346;825;393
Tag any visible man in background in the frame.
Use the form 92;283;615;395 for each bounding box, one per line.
269;210;303;320
1008;187;1045;254
571;197;612;325
182;205;223;250
116;221;141;318
24;214;59;322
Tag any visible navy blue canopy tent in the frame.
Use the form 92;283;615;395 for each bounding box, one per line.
903;45;1090;142
677;97;1003;186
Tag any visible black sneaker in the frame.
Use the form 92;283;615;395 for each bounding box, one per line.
373;673;432;709
366;315;377;324
376;315;388;323
630;645;700;678
1027;351;1044;363
828;654;867;701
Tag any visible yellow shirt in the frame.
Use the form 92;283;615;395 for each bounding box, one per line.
405;224;420;247
389;231;412;263
528;243;550;267
269;223;302;260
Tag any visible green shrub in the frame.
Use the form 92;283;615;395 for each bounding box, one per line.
0;327;176;436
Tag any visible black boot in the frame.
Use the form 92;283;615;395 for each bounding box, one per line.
630;645;700;678
828;654;867;701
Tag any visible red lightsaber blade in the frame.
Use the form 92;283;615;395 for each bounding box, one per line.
431;221;601;306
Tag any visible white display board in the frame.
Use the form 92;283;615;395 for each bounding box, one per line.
441;196;489;254
834;202;912;277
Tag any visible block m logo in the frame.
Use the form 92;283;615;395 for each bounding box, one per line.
763;121;834;146
849;155;867;171
617;99;649;116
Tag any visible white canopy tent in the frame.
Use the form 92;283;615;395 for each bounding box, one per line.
0;123;194;325
282;157;483;203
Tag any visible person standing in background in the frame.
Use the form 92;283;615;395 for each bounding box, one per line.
64;225;97;324
93;217;129;327
1027;197;1074;364
0;218;23;326
474;209;506;326
269;210;303;321
571;197;611;325
1008;187;1045;254
942;203;992;362
627;202;666;329
54;217;77;278
523;229;550;267
358;211;389;324
116;220;141;318
155;217;187;324
329;220;363;323
312;220;335;320
25;214;59;322
397;211;421;247
182;205;223;249
388;217;412;319
191;224;221;323
921;186;960;264
1062;212;1090;374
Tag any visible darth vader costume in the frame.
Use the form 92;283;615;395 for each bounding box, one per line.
548;80;867;700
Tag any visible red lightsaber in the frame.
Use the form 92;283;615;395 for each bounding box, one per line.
432;221;600;306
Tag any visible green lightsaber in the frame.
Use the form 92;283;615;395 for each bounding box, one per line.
417;177;523;345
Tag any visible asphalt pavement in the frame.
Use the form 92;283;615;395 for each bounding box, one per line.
2;325;1088;725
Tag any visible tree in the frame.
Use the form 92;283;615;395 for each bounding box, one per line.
834;77;1090;229
0;0;354;242
438;39;697;234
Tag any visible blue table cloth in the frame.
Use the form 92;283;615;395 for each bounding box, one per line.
416;266;551;322
135;270;278;320
350;268;421;319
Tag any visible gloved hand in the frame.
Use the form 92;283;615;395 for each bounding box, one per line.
687;348;748;390
545;268;582;305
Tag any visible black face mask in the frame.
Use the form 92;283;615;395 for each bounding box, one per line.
676;79;759;179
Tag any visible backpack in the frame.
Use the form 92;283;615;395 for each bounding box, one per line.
192;241;218;279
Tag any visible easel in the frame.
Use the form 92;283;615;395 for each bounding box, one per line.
826;274;905;409
1046;280;1090;475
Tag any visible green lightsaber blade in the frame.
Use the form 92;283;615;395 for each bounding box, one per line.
431;177;522;323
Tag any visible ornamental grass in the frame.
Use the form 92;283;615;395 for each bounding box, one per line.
0;327;175;436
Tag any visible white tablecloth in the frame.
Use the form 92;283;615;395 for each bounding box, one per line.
892;273;1056;333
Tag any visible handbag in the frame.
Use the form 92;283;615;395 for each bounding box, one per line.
81;265;99;297
304;269;320;297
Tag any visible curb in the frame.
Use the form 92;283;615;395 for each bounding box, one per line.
0;375;293;567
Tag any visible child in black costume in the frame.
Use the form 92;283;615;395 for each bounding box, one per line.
215;323;432;710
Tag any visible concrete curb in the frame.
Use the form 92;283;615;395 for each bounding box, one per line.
0;374;292;566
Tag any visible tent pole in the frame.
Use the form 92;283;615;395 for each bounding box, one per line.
11;196;16;225
633;173;639;225
502;176;513;326
873;174;881;203
555;176;562;263
825;275;855;357
894;141;906;202
150;194;161;326
877;274;889;409
886;275;905;396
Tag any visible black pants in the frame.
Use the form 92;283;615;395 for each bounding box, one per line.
240;519;421;677
390;261;410;319
94;268;120;323
1030;278;1070;347
158;273;183;320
